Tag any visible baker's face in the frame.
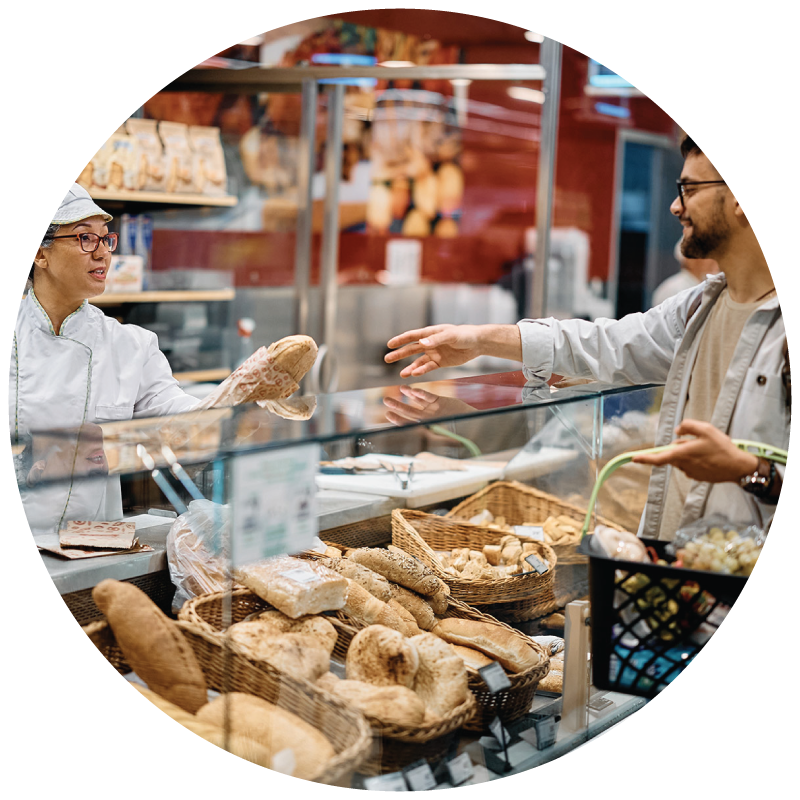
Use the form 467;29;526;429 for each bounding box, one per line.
671;153;732;260
37;215;111;301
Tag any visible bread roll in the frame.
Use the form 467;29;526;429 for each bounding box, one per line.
342;579;406;634
346;625;419;688
227;623;330;682
389;584;437;631
327;558;393;602
133;685;275;768
197;693;334;781
388;599;423;636
267;335;318;385
483;544;502;566
324;546;343;559
233;557;348;619
451;644;494;671
347;548;442;597
252;609;337;655
327;680;426;727
409;633;468;717
92;580;207;713
539;669;563;693
432;618;541;673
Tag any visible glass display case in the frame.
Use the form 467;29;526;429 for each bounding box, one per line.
16;373;661;785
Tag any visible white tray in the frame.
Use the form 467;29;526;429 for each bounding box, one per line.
315;454;504;509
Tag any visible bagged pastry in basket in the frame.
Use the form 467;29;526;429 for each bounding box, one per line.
188;125;227;196
159;121;194;193
166;499;235;609
126;118;166;192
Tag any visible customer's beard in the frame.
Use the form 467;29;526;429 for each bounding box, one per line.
681;200;730;259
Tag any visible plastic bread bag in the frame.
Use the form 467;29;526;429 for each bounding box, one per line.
588;524;650;562
666;514;766;576
166;499;234;610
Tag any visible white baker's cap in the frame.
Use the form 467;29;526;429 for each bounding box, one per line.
51;183;113;225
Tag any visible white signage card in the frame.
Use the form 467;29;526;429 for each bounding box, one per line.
231;443;320;566
402;760;437;791
363;772;408;791
478;661;512;693
515;525;545;541
525;553;549;574
489;716;511;748
385;238;422;285
446;753;474;786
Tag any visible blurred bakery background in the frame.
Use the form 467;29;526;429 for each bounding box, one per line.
74;10;683;395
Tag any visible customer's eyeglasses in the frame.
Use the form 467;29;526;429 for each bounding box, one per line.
51;232;119;253
675;179;727;208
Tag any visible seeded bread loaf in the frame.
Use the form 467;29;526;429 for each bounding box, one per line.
347;547;443;597
387;599;423;636
389;584;437;631
326;557;393;602
342;579;407;634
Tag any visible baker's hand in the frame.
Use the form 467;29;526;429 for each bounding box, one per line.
385;323;522;378
632;419;758;483
383;386;477;426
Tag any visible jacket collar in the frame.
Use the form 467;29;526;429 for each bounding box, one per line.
24;289;89;337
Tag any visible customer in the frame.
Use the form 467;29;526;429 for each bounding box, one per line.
651;239;718;308
385;136;787;540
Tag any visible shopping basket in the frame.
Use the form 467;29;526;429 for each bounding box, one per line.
578;439;786;699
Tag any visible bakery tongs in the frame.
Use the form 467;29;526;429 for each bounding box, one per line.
136;444;189;515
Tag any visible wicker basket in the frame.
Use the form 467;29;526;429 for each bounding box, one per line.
447;481;625;565
83;617;371;785
179;589;477;774
321;516;392;550
392;508;558;622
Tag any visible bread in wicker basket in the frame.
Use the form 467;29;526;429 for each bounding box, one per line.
83;617;371;785
392;508;558;622
178;589;476;774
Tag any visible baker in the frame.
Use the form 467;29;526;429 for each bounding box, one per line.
12;184;201;531
385;136;788;540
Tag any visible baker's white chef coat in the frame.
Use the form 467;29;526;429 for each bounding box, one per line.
11;289;200;533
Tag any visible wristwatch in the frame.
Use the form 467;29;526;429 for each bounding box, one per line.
738;457;777;500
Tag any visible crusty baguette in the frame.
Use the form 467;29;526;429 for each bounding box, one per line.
388;599;423;636
451;644;494;671
432;618;541;673
389;584;437;631
342;579;407;634
347;547;443;597
327;557;393;602
92;579;207;713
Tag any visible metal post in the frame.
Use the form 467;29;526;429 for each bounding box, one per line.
530;38;563;320
317;83;345;393
294;79;317;338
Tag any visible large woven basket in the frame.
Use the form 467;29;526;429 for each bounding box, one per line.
447;481;625;565
179;590;476;775
392;508;558;622
83;617;371;785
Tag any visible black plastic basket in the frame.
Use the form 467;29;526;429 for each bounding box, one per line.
578;537;747;698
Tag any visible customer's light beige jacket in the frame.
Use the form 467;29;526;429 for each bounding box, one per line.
518;272;789;539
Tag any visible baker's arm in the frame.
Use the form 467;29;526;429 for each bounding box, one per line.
133;334;202;418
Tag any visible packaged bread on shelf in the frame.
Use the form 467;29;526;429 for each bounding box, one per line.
188;125;227;196
197;692;335;781
347;547;444;597
125;118;166;192
233;557;348;619
92;580;207;713
409;632;468;718
158;121;194;193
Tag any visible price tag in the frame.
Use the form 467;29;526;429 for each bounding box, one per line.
525;553;549;574
231;443;320;566
363;772;408;791
402;759;437;791
515;525;545;541
478;661;512;694
280;567;317;584
489;716;511;748
446;753;474;786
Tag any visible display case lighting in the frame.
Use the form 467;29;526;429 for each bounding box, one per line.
507;86;546;104
379;60;417;67
524;31;545;43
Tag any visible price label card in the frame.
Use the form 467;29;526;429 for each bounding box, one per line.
363;772;408;791
515;525;545;541
478;661;512;694
446;753;474;786
525;553;549;574
231;443;320;567
402;759;437;791
489;716;511;748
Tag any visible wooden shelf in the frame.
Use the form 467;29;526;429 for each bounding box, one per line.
90;289;235;305
173;368;230;383
89;189;238;207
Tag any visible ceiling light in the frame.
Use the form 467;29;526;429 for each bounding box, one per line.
507;86;546;104
379;61;416;68
524;31;545;43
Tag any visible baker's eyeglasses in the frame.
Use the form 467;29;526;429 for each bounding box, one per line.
51;232;119;253
675;179;726;208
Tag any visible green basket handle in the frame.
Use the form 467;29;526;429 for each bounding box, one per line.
580;439;788;539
